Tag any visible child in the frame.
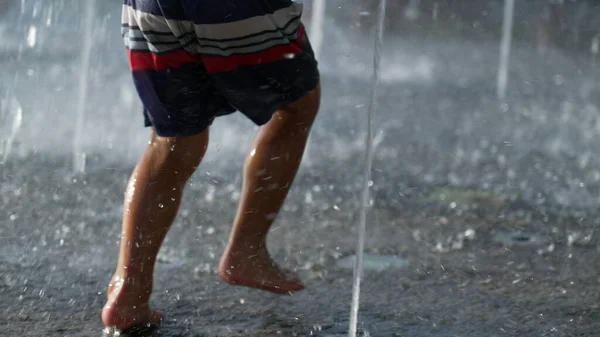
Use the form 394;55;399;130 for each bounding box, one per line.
102;0;321;333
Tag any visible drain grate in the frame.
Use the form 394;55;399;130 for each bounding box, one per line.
493;231;549;247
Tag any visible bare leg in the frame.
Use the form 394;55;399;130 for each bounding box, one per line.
102;129;209;331
219;85;321;294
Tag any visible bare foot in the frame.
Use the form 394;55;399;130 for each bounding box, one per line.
218;246;305;294
102;276;162;332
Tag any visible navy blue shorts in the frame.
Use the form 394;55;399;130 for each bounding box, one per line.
122;0;320;137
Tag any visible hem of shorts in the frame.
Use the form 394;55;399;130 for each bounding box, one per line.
144;123;211;138
250;76;320;127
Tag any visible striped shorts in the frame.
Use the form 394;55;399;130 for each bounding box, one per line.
122;0;320;137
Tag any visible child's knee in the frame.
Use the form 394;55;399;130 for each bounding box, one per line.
149;130;209;174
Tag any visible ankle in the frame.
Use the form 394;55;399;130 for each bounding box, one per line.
227;239;267;254
110;287;152;304
109;274;153;296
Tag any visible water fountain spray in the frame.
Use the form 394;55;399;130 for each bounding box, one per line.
348;0;387;336
72;0;94;173
497;0;515;100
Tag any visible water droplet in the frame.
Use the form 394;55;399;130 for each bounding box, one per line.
464;229;475;239
26;25;37;48
158;203;164;209
553;74;565;86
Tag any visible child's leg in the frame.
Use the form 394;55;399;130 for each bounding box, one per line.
219;84;321;294
102;129;209;331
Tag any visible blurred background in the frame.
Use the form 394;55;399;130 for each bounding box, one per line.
2;0;600;336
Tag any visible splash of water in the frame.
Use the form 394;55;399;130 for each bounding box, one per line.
0;93;23;163
497;0;515;100
348;0;387;336
309;0;325;59
404;0;421;21
303;0;326;168
72;0;95;173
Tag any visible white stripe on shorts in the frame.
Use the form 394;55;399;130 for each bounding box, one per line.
122;3;303;56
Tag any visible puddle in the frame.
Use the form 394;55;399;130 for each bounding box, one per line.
336;254;408;272
492;231;549;247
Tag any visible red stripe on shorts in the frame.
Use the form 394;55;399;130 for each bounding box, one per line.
202;40;304;74
128;25;307;73
128;49;199;72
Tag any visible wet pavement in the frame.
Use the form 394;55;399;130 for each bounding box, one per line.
4;149;600;337
3;1;600;336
